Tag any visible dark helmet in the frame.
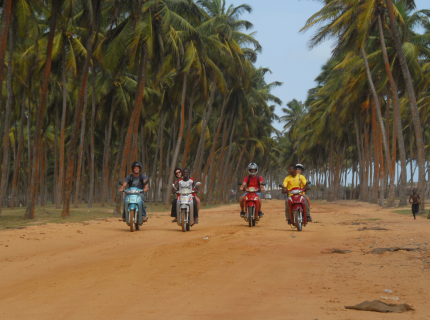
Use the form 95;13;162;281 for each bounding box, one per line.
296;163;305;172
247;162;258;176
131;161;142;171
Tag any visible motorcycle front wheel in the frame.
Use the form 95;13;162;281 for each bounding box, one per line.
293;210;303;231
181;208;187;232
247;207;253;227
129;210;135;232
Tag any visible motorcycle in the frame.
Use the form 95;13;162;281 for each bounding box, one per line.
120;181;148;232
238;182;266;227
172;182;201;232
280;182;311;231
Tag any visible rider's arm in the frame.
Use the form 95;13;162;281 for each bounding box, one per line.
240;182;247;191
143;180;148;192
119;180;128;192
259;176;265;191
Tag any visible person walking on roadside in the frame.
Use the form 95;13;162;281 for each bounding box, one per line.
409;188;421;220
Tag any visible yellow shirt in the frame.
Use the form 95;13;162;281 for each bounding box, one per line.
283;174;307;195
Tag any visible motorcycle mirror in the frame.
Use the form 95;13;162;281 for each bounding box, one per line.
118;181;123;186
278;184;284;188
237;182;242;186
260;183;266;186
171;183;176;188
195;182;202;186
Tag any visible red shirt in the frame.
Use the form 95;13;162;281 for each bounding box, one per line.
243;176;263;189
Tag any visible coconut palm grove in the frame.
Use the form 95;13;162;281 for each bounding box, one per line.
0;0;429;220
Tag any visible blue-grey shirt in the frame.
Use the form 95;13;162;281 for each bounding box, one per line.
124;174;148;190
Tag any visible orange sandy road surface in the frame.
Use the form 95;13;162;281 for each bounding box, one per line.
0;199;429;320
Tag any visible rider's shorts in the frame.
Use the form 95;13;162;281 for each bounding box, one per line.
243;192;262;198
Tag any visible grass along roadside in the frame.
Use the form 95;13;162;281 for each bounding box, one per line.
0;201;236;230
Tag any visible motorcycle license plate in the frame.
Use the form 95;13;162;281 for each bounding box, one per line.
181;196;189;203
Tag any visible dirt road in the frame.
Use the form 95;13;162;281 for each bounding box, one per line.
1;200;429;319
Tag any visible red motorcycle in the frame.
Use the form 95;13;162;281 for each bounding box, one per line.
238;183;266;227
280;185;308;231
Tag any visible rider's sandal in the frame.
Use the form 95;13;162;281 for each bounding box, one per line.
142;217;148;222
172;218;177;222
194;218;199;224
240;211;246;218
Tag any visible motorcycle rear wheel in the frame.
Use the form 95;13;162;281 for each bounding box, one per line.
129;210;135;232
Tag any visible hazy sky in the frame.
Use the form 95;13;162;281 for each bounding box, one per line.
241;0;429;132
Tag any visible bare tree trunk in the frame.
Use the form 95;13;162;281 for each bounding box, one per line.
386;0;426;215
111;120;126;205
182;89;196;168
100;99;115;207
114;42;148;215
88;69;96;208
0;0;12;140
151;110;165;204
0;19;14;213
163;71;189;208
73;80;90;208
56;44;68;209
62;1;101;217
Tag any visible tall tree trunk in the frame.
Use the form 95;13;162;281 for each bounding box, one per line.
0;0;12;144
111;119;126;206
40;138;45;207
163;71;189;208
200;95;228;203
155;112;165;206
372;101;379;203
377;14;407;206
182;89;196;168
100;99;115;207
150;110;165;204
88;69;96;208
0;19;14;213
114;42;148;215
56;44;68;209
62;1;101;217
194;75;217;180
386;0;426;214
11;93;26;210
361;47;392;195
73;81;90;208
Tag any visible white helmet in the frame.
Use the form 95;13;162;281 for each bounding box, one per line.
296;163;305;172
248;163;258;176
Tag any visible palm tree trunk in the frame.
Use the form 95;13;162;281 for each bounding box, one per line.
182;89;195;168
151;110;164;204
114;42;148;215
11;93;26;210
62;1;101;217
377;15;407;206
40;138;45;207
163;70;189;208
56;44;68;209
372;101;379;203
194;75;217;180
0;19;14;213
111;119;126;205
0;0;12;139
155;112;165;206
361;48;392;197
100;99;115;207
386;0;426;214
73;81;90;208
88;69;96;208
200;95;228;201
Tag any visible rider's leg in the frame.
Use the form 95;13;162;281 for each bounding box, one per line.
139;193;147;221
240;195;246;217
258;193;264;216
195;196;201;211
285;198;291;223
171;198;177;222
305;197;311;221
193;198;198;219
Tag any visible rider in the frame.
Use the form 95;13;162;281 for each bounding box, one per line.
296;163;312;222
282;164;309;224
239;163;265;218
174;168;199;224
119;161;149;222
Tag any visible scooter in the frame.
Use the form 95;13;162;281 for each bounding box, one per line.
172;182;201;232
238;182;266;227
120;181;148;232
280;183;310;231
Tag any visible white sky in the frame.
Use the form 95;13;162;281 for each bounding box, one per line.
242;0;428;132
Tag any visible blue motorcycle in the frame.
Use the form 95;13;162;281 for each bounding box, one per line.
122;185;147;232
